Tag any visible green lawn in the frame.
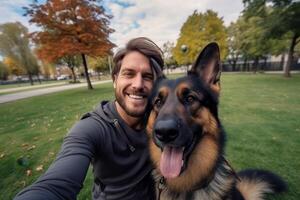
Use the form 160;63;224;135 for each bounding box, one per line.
0;74;299;199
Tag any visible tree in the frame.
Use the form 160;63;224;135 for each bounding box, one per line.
40;62;56;80
162;41;177;74
227;21;243;71
237;16;272;72
89;56;110;80
3;57;25;77
57;55;81;83
243;0;300;77
227;13;288;72
0;61;9;80
24;0;115;89
0;22;40;85
172;10;228;65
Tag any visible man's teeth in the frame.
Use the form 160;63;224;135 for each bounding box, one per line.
128;94;144;99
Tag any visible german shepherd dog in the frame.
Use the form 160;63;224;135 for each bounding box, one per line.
146;43;287;200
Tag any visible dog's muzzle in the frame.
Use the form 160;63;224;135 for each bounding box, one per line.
154;119;179;143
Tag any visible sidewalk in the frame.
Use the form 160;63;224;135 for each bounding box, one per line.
0;80;112;104
0;82;66;94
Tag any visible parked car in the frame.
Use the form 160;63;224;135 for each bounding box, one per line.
56;75;69;80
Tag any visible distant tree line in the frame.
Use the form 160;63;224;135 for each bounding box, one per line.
163;0;299;77
1;0;299;84
0;0;114;88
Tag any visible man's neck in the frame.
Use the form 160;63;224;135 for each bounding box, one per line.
115;101;144;130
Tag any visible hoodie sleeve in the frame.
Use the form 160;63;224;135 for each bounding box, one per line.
14;117;105;200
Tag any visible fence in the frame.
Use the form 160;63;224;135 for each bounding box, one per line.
222;60;300;72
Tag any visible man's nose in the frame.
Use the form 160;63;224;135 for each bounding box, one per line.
132;74;143;89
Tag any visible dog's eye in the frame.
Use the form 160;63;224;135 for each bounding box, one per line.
185;95;196;104
154;98;163;108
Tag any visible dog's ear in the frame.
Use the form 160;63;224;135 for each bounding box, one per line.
188;42;221;95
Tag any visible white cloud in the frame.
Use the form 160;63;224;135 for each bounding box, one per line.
0;0;39;32
0;0;244;50
107;0;244;49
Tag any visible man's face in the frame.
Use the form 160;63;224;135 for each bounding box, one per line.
114;51;154;118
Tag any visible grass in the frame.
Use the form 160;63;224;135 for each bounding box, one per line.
0;73;299;199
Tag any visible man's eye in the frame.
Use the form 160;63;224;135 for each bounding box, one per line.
144;75;153;81
123;72;134;77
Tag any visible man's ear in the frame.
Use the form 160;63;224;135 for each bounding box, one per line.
113;75;117;89
188;42;221;95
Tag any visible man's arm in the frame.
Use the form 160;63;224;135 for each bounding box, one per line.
14;117;102;200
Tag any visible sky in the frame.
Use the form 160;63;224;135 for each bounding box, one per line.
0;0;244;50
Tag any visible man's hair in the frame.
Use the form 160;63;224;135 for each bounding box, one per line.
112;37;164;81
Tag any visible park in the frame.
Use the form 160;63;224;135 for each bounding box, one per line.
0;0;300;200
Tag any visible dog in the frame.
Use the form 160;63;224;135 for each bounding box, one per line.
146;43;287;200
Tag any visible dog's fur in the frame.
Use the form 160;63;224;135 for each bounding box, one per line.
146;43;287;200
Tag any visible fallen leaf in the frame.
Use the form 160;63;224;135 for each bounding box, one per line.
26;170;32;176
27;145;36;151
36;165;43;171
21;143;29;147
0;153;5;159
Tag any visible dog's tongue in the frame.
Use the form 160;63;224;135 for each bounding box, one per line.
160;146;184;179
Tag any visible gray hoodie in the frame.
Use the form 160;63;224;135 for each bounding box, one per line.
14;101;155;200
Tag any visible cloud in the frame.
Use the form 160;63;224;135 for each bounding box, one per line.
106;0;244;49
0;0;39;32
0;0;244;50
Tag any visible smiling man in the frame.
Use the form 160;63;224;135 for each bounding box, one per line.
14;37;164;200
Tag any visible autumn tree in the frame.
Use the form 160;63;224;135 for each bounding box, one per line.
57;55;81;83
89;56;110;80
0;61;9;80
243;0;300;77
173;10;228;65
40;62;56;80
24;0;115;89
3;57;25;77
0;22;40;85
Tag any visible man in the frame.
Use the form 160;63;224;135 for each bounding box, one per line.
14;37;164;200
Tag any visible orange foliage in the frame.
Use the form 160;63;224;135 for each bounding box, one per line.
25;0;115;63
3;57;25;75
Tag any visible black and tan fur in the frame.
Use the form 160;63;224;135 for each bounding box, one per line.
146;43;287;200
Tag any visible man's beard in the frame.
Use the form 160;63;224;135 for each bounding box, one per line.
115;90;147;118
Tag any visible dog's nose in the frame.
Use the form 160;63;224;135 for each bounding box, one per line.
154;119;179;143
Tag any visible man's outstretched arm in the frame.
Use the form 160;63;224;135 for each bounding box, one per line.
14;117;101;200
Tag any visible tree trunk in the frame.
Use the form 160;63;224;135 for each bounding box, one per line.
280;54;285;70
37;73;41;84
81;54;93;89
243;58;247;72
284;32;298;77
97;71;101;80
262;57;267;71
71;67;77;83
253;57;259;74
28;73;34;85
232;60;236;71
